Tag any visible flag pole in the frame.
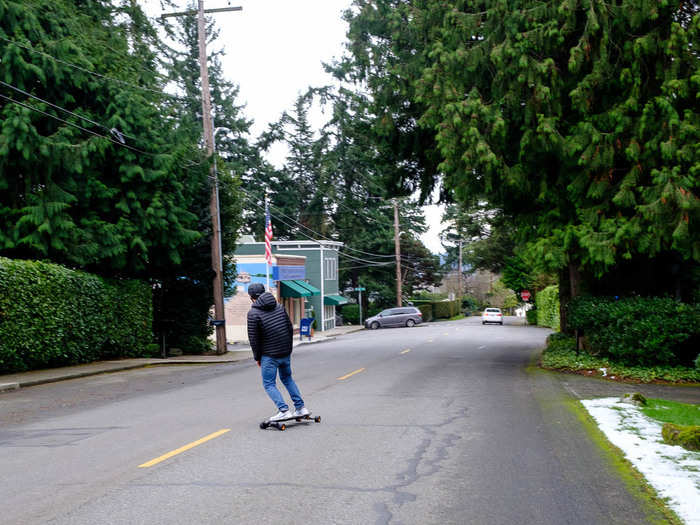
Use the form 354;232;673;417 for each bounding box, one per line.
265;193;270;290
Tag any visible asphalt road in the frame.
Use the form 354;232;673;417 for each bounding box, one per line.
0;317;686;524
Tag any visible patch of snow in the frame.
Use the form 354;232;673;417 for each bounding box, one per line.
582;397;700;524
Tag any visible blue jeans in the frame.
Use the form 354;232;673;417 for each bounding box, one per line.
260;355;304;412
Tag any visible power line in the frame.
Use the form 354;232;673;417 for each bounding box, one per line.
0;35;185;102
238;190;403;266
0;79;138;143
237;185;400;260
0;93;152;155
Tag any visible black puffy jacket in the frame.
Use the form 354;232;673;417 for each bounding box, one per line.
247;292;293;362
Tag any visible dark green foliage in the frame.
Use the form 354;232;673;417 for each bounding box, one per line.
432;300;461;319
461;295;480;313
0;0;203;275
339;304;360;325
568;296;700;366
417;304;433;322
536;285;561;330
341;0;699;329
540;334;700;382
0;257;151;373
526;308;538;326
662;423;700;451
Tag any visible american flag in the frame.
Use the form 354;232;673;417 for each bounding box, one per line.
264;200;273;264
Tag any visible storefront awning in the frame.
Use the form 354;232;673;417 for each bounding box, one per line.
294;280;320;296
324;294;348;306
280;280;320;298
281;280;311;298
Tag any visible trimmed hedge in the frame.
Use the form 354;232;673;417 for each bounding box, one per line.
340;304;380;325
418;304;433;322
0;257;152;373
536;285;560;331
526;307;538;325
423;300;461;320
568;295;699;367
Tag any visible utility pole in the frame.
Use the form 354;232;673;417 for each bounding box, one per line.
393;199;402;307
458;238;463;300
162;2;242;355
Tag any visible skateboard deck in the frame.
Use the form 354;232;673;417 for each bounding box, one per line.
259;412;321;431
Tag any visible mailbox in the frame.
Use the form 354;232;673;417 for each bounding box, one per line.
300;318;313;341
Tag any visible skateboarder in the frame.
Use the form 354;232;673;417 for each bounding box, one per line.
247;282;309;422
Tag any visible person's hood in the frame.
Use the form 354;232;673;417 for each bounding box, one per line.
252;292;278;311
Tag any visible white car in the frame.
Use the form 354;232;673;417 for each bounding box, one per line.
482;308;503;325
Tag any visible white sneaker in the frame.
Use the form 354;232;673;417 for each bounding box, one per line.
269;410;291;422
293;407;310;418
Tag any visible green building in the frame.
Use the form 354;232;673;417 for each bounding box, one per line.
234;237;348;332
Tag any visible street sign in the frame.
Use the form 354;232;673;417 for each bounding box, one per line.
354;287;366;291
521;290;531;302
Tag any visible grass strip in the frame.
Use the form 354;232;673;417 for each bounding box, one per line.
641;398;700;426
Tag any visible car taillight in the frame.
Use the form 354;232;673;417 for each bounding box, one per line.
497;313;502;316
417;312;422;316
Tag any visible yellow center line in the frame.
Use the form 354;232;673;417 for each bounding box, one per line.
400;349;411;354
138;429;230;468
337;368;365;380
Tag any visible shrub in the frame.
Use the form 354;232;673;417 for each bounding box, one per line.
417;304;433;321
568;296;700;367
662;423;700;451
461;295;479;313
433;301;452;319
341;304;362;325
0;257;152;373
535;285;560;330
526;308;538;325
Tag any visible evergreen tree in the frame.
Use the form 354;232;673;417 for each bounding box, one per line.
0;0;203;277
340;0;700;326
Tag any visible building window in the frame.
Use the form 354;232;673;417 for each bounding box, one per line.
325;257;337;280
325;305;335;330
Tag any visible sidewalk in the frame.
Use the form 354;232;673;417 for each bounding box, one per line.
0;325;364;392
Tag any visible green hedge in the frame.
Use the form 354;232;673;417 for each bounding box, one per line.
418;304;433;322
568;295;699;367
427;300;461;319
536;285;560;331
340;304;360;324
340;304;380;325
0;257;153;373
526;307;538;325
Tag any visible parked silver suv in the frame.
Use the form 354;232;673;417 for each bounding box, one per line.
365;307;423;329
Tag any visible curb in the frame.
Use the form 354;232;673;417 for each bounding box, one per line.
3;358;250;390
1;328;363;391
297;336;337;346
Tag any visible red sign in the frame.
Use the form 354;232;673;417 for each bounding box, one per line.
521;290;531;301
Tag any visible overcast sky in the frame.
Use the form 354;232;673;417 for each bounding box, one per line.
140;0;446;253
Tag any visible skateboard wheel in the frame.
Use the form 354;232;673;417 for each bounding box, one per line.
279;424;286;431
314;416;321;423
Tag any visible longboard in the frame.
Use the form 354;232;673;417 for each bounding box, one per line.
259;413;321;431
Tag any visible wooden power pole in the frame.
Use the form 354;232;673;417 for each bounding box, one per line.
393;199;402;307
162;2;242;355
